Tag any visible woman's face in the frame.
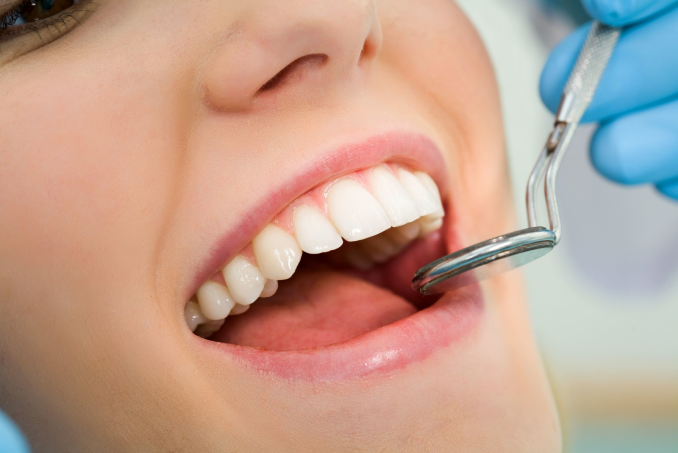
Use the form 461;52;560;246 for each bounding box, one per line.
0;0;560;451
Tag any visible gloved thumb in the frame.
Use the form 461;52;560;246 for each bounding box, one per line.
0;411;30;453
582;0;678;26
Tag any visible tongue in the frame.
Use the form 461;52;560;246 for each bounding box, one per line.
212;270;417;351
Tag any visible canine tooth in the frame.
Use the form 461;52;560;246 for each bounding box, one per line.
327;179;391;242
195;319;225;338
196;281;237;320
370;166;419;227
419;217;444;237
185;301;207;332
253;224;302;280
414;172;444;218
222;255;266;305
293;205;343;254
260;279;278;298
230;304;250;315
398;169;440;217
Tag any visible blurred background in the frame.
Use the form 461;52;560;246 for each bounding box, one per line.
454;0;678;451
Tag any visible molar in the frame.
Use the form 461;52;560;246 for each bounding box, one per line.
360;233;401;263
389;221;421;243
195;319;225;338
185;301;207;332
327;179;391;242
293;205;343;254
369;166;419;227
222;255;266;305
253;224;302;280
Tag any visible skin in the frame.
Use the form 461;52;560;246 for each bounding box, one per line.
0;0;561;451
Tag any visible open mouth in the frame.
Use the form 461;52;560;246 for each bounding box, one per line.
185;134;484;380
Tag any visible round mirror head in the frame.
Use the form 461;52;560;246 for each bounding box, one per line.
412;227;556;295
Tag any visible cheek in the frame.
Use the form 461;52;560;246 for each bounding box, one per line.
0;53;184;321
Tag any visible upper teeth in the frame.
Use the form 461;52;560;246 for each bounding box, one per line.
187;164;444;336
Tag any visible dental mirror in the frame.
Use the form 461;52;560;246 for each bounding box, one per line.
412;22;621;296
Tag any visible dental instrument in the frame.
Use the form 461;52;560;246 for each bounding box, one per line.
412;22;621;295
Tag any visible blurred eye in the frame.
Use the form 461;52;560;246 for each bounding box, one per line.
0;0;81;31
19;0;76;24
0;0;94;64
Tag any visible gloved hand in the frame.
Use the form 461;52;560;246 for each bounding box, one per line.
0;410;30;453
540;0;678;200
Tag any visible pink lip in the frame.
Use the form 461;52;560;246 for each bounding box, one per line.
186;131;450;301
190;131;484;382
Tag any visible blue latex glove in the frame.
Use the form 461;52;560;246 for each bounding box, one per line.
0;411;29;453
540;0;678;200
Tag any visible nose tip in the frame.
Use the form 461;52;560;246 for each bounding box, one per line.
204;0;381;111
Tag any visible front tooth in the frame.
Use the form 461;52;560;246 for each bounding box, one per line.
369;166;420;227
260;279;278;298
398;169;440;217
185;301;207;332
293;205;343;254
327;179;391;242
222;255;266;305
414;172;444;219
196;281;236;321
252;224;302;280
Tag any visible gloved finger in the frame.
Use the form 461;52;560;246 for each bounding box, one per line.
0;411;30;453
540;6;678;123
656;178;678;201
590;97;678;185
582;0;678;27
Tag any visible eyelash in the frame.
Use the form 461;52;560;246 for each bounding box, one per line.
0;0;95;41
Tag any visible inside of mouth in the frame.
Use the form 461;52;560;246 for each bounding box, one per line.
187;163;449;351
209;229;446;351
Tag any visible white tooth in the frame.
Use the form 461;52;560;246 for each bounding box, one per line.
414;172;444;218
419;217;444;237
293;205;343;254
390;221;421;243
327;179;391;242
230;304;250;315
252;224;302;280
185;301;207;332
398;169;440;217
196;281;237;320
260;279;278;298
222;255;266;305
195;319;225;338
361;234;400;263
369;166;420;227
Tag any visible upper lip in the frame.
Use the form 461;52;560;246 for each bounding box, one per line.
185;130;450;302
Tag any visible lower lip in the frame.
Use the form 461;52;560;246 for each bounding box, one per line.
203;284;483;382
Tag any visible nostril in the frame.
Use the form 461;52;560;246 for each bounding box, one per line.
257;54;328;93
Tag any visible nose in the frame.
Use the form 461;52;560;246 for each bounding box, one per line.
204;0;382;111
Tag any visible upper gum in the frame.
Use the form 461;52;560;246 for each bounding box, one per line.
269;162;408;236
206;161;430;285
